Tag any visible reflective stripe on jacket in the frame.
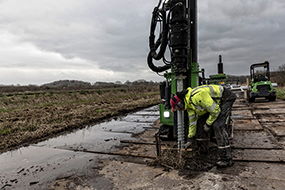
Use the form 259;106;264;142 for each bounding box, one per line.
185;85;224;138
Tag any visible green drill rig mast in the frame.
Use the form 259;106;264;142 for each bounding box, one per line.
147;0;199;149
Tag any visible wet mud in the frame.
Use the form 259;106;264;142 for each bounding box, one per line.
0;87;160;153
1;93;285;189
153;147;219;172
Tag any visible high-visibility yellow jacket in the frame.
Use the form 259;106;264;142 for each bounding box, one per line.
184;85;224;138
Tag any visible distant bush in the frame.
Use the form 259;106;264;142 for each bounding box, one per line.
277;87;285;100
0;80;159;93
271;64;285;86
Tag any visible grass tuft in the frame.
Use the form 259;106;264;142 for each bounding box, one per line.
276;87;285;100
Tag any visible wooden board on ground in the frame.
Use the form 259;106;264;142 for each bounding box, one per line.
253;108;285;115
257;115;285;123
233;149;285;163
232;110;253;118
232;131;281;149
263;122;285;137
233;119;263;131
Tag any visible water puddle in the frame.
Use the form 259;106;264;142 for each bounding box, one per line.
0;106;159;189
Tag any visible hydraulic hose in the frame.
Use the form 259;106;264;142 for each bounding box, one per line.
147;52;171;73
149;9;168;60
147;0;170;73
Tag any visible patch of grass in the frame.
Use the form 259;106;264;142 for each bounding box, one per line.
0;108;8;113
79;90;89;95
38;102;56;107
276;87;285;100
0;125;18;135
96;90;103;95
21;95;29;99
0;85;160;152
25;125;38;132
95;109;105;113
0;128;11;135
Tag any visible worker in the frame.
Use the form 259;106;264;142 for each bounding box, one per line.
170;84;236;167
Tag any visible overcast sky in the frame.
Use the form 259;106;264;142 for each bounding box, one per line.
0;0;285;85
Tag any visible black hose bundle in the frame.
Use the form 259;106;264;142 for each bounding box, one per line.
147;0;171;73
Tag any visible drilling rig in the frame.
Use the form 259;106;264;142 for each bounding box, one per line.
147;0;199;149
208;55;227;85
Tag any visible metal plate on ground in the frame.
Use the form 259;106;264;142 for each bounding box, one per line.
143;106;159;112
115;144;156;158
252;100;285;106
36;112;156;152
279;137;285;147
232;110;253;118
0;146;104;190
36;123;134;152
0;106;159;189
132;111;159;117
233;119;262;131
263;123;285;137
221;162;285;188
257;114;285;123
232;131;280;149
233;103;249;107
119;115;158;123
232;107;252;111
233;149;285;162
253;108;285;115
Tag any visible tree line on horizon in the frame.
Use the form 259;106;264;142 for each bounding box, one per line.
225;64;285;86
0;79;159;93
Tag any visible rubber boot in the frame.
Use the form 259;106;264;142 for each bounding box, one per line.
184;138;193;149
216;147;233;168
216;159;233;168
197;140;209;155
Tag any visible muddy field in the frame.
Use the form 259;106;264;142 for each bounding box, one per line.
1;91;285;189
0;85;160;153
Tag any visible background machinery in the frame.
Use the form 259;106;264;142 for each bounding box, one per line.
248;61;276;102
208;55;227;85
147;0;199;149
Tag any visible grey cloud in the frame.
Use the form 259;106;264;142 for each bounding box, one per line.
0;0;285;84
198;0;285;76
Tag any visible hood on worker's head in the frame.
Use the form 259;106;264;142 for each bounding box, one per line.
177;88;191;100
186;87;193;94
183;87;193;105
170;95;182;112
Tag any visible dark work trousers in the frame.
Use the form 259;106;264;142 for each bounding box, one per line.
195;88;236;160
212;88;236;161
195;114;210;153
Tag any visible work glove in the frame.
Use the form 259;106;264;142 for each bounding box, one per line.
203;124;211;132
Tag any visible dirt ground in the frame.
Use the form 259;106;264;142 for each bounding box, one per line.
1;91;285;190
0;86;160;153
95;95;285;190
